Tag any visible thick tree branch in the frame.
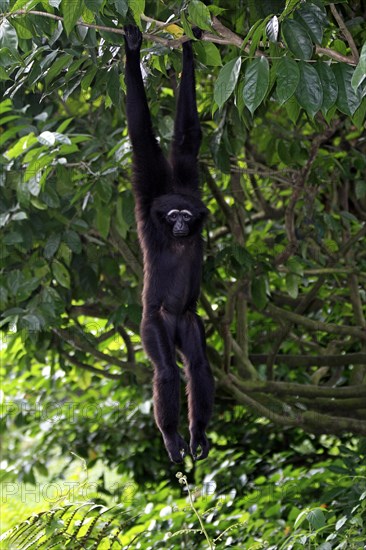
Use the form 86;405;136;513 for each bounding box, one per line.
266;303;366;341
224;375;366;434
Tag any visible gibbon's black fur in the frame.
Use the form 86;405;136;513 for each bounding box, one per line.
124;25;214;462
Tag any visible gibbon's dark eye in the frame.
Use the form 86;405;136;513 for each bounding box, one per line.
182;211;192;222
167;209;179;222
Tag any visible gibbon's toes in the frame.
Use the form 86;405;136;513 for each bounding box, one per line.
190;432;210;461
124;24;142;51
163;433;189;463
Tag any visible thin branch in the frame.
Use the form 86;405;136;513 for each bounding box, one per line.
8;10;358;65
117;326;135;364
250;353;366;367
62;352;122;380
229;374;366;398
329;4;359;63
53;328;136;371
315;45;357;65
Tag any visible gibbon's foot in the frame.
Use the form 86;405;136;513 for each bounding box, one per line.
124;24;142;52
190;430;210;461
163;433;189;463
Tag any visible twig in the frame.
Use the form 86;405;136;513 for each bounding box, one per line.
62;352;122;380
329;4;359;63
249;353;366;367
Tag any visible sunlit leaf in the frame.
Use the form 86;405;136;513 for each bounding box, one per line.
188;0;211;31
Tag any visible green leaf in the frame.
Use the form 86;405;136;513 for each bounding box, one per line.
5;133;37;159
286;273;299;299
85;0;103;9
0;19;18;52
355;181;366;200
282;19;313;60
333;64;361;116
352;97;366;128
194;42;222;66
45;53;73;86
284;95;301;123
295;61;322;117
114;0;128;16
351;43;366;92
335;515;348;531
63;230;82;254
282;0;301;17
0;47;22;67
315;62;338;115
251;276;267;310
294;3;326;44
248;20;266;58
214;57;242;108
10;0;40;11
307;508;326;530
62;0;84;36
188;0;211;31
128;0;145;28
107;65;121;107
52;259;71;288
286;257;304;276
276;57;299;105
44;233;61;260
96;205;111;239
243;57;269;115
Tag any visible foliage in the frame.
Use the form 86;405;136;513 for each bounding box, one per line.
1;0;366;545
1;443;366;548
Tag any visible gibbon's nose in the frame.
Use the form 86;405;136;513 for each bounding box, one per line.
173;223;189;237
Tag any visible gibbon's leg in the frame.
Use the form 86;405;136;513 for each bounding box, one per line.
141;311;188;463
177;312;215;460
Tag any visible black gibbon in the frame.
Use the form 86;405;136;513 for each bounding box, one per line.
124;25;214;462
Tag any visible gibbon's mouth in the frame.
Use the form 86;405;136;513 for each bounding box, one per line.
173;229;189;237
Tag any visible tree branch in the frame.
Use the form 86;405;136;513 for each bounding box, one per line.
266;303;366;341
249;353;366;368
228;374;366;398
8;10;358;65
61;352;122;380
329;3;359;63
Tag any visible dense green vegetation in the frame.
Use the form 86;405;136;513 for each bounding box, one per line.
1;0;365;547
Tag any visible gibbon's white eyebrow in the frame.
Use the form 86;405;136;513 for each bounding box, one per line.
167;209;193;216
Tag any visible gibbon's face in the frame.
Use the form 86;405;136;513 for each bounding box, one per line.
165;208;193;237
